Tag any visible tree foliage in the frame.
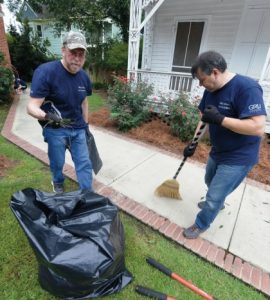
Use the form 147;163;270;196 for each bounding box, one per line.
105;41;128;74
0;52;14;103
7;22;54;81
84;39;128;85
7;0;130;42
6;0;130;83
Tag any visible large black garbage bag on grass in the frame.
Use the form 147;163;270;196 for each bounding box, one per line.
10;188;132;299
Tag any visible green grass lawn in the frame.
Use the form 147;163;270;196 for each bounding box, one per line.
88;92;106;112
0;102;267;300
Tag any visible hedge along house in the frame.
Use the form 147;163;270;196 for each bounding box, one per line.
128;0;270;132
19;1;121;57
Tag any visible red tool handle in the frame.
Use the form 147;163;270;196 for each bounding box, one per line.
146;257;218;300
135;285;177;300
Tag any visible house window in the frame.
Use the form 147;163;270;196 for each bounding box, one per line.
36;25;42;37
104;22;112;40
172;22;204;73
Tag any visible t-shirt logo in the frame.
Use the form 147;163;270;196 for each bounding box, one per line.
248;104;262;112
218;101;231;110
78;86;86;92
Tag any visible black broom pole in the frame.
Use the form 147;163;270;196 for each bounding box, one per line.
173;122;207;180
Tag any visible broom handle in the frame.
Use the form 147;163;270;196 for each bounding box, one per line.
173;122;207;180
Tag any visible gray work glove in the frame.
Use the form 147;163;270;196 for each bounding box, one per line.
45;111;62;123
45;112;72;127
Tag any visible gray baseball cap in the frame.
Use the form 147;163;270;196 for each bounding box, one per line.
63;31;87;50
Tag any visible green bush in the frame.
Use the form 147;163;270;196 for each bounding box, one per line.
7;23;54;81
108;76;153;131
105;41;128;74
92;82;108;90
0;52;13;103
166;92;201;142
86;40;128;85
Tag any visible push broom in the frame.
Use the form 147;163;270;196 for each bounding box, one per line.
155;122;207;199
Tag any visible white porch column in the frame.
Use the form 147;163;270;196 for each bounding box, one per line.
128;0;143;81
142;7;154;70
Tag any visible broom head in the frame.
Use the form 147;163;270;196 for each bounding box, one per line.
155;179;182;200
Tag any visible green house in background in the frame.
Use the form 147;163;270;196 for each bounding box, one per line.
19;1;121;57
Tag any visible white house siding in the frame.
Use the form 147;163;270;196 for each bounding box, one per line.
41;24;62;56
29;21;80;56
111;23;121;39
29;21;62;56
144;0;245;72
230;1;270;79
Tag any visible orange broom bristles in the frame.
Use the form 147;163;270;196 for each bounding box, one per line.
154;124;207;200
154;179;182;200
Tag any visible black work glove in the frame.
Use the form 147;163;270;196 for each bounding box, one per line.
201;105;225;125
183;142;198;158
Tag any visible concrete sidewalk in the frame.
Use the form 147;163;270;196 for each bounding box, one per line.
2;91;270;297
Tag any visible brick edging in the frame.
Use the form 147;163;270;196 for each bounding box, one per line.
1;97;270;297
99;187;270;297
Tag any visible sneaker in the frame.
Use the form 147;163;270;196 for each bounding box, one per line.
51;181;64;194
198;201;225;210
183;224;206;239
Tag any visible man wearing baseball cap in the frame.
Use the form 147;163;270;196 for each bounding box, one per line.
27;31;93;194
63;31;87;50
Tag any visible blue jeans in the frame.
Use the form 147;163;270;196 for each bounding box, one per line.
43;127;93;190
195;156;253;230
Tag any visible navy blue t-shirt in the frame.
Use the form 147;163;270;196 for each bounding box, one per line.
30;60;92;128
198;74;266;165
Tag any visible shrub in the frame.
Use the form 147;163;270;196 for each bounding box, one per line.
92;82;108;90
108;76;153;131
7;23;54;81
105;41;128;75
86;40;128;85
166;92;201;142
0;52;14;104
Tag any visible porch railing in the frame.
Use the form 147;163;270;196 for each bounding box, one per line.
128;69;203;114
133;69;195;95
129;69;270;133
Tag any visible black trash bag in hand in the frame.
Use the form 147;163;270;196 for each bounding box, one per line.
10;188;133;299
85;127;103;175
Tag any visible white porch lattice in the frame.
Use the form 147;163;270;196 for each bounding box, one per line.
142;0;159;9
